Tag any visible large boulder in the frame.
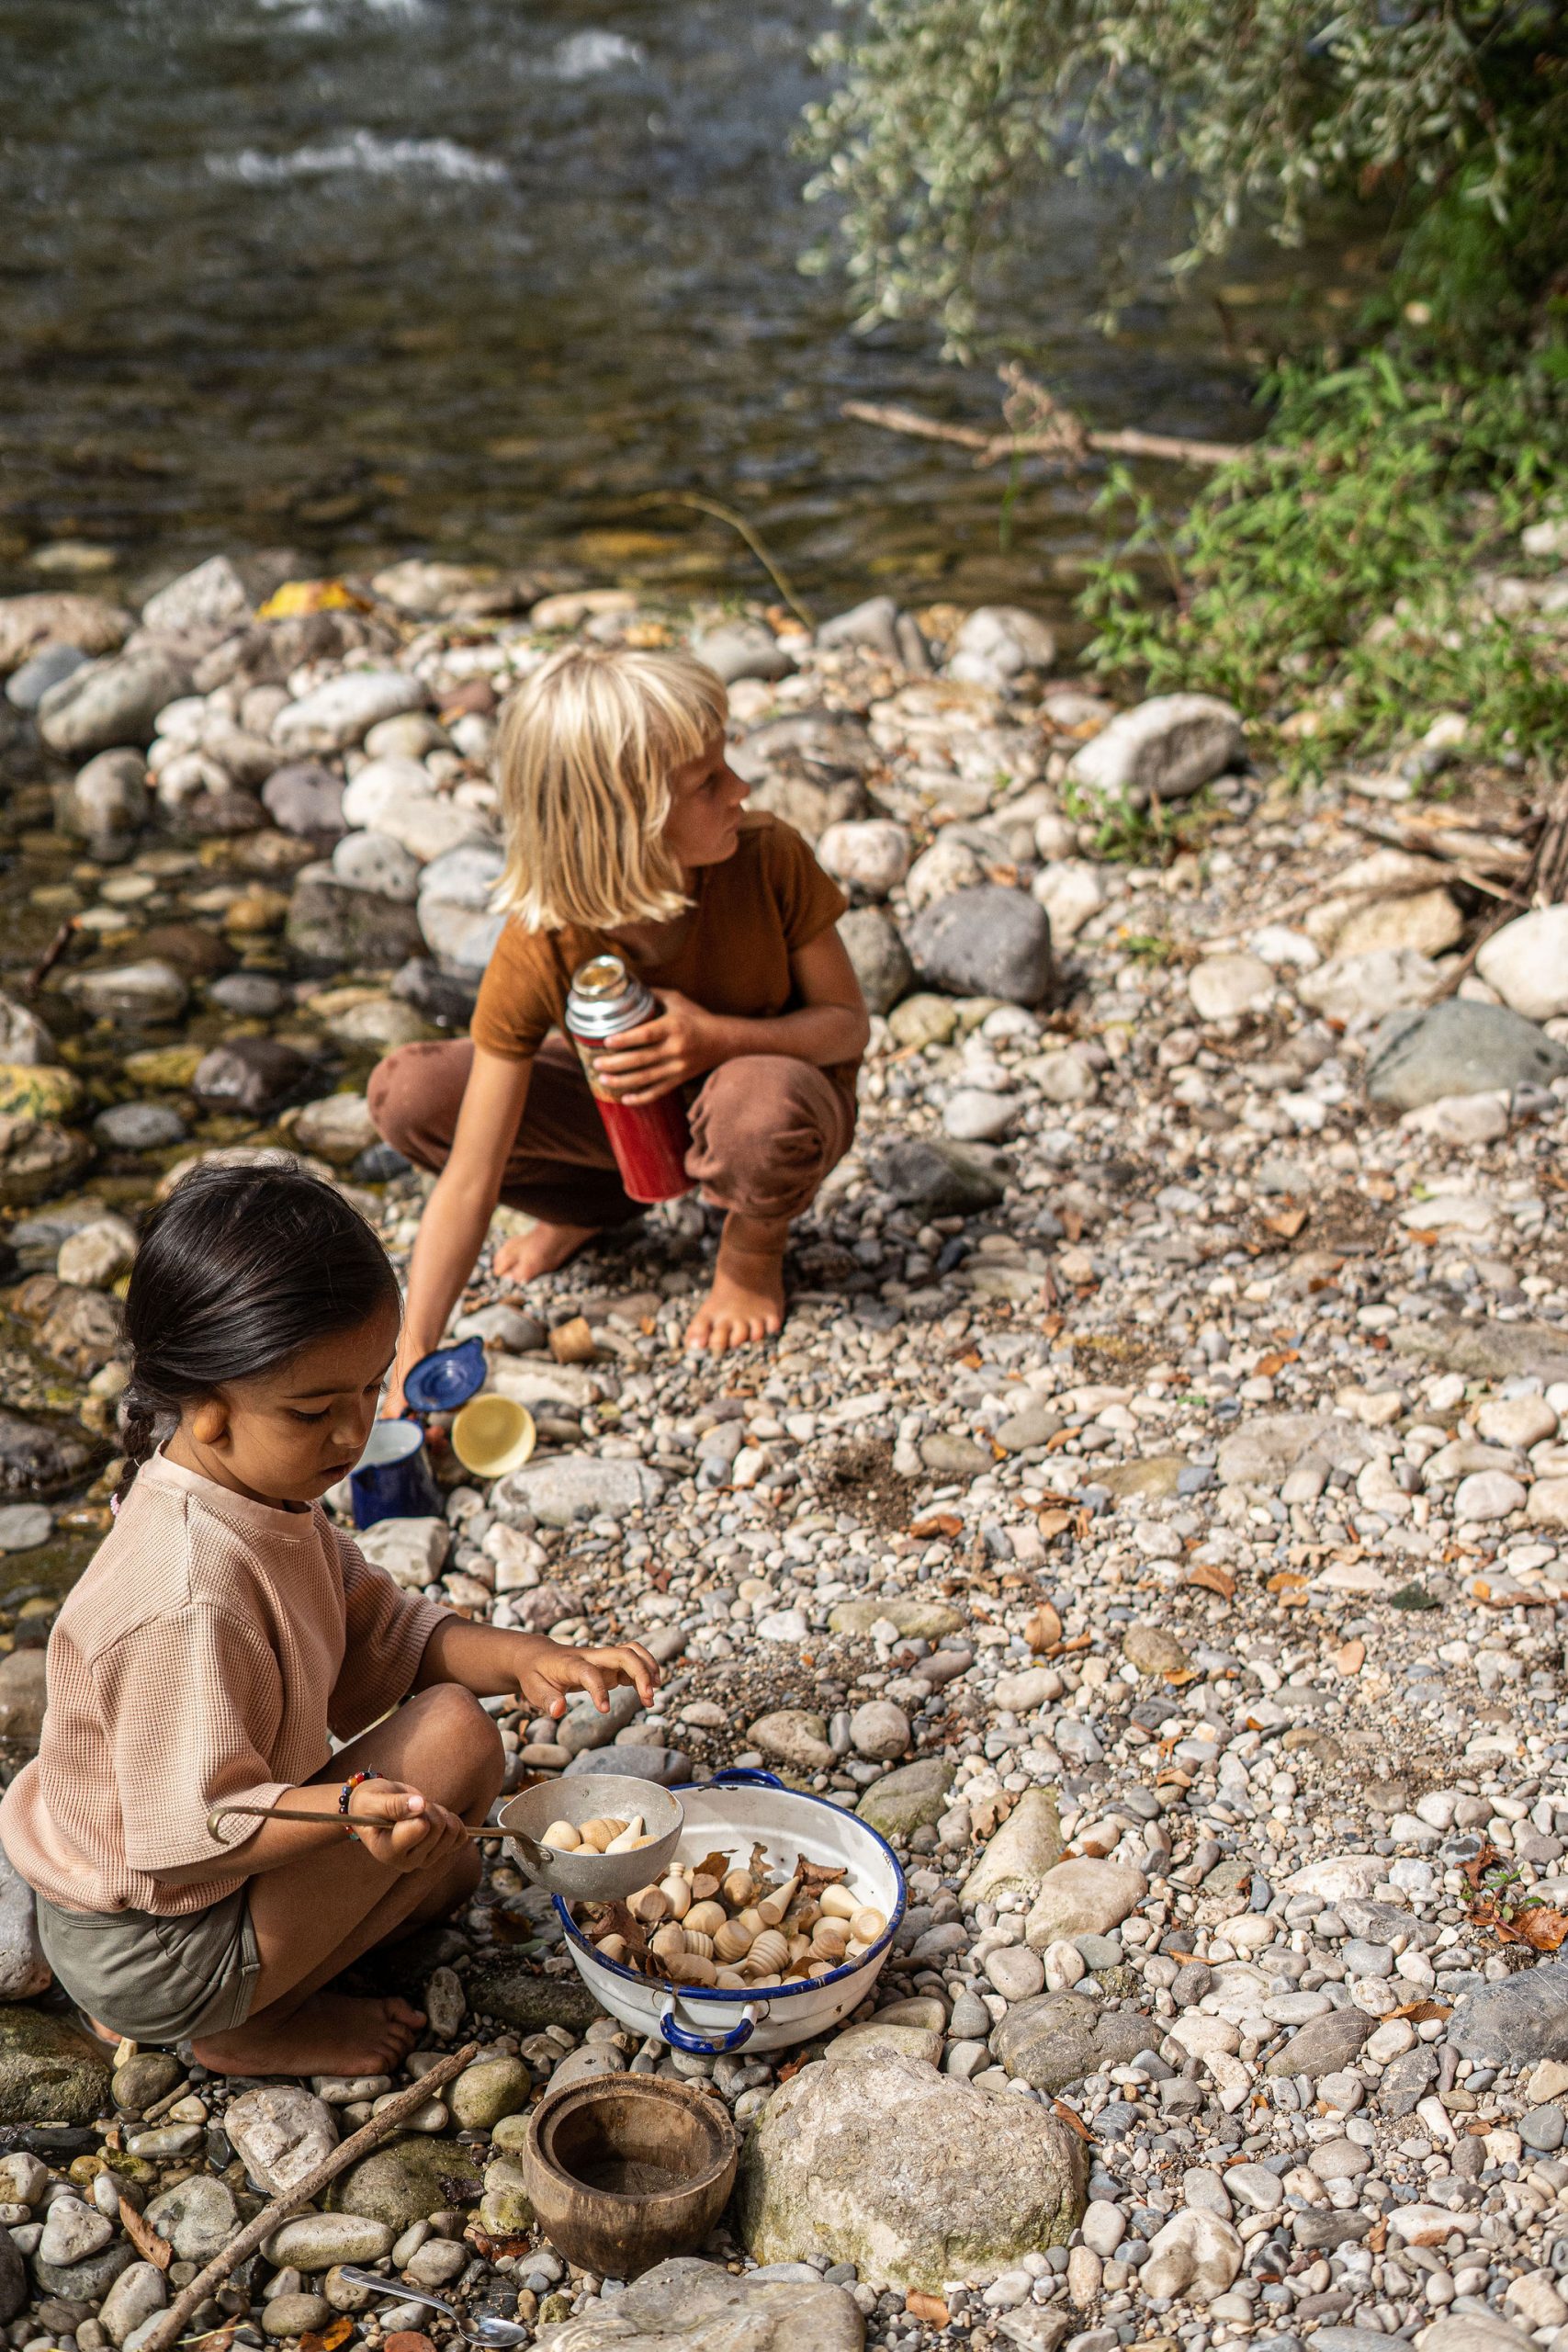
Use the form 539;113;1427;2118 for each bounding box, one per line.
37;650;192;756
994;1991;1160;2092
286;868;426;967
534;2258;863;2350
0;594;131;674
1367;996;1568;1108
906;886;1054;1006
0;2007;111;2124
272;671;429;757
737;2050;1084;2290
331;2134;486;2230
1066;693;1243;806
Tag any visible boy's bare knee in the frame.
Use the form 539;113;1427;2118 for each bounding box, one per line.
400;1683;504;1808
367;1047;418;1148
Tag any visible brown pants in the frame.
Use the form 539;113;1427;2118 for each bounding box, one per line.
367;1038;856;1229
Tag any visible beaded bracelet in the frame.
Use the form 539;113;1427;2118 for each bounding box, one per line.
339;1767;382;1840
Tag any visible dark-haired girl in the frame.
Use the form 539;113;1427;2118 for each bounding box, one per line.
0;1163;656;2076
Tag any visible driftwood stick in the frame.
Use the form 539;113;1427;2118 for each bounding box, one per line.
841;400;1251;470
139;2041;479;2352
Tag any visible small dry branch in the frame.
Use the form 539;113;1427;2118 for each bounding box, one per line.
138;2041;479;2352
842;366;1250;473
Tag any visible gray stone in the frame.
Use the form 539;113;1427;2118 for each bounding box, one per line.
838;906;913;1016
67;959;188;1023
0;1409;102;1500
1216;1411;1373;1487
1366;997;1568;1109
1416;2323;1534;2352
736;2051;1084;2290
262;2293;332;2339
265;2213;396;2271
947;606;1056;690
829;1598;965;1640
31;2240;137;2304
226;2086;337;2194
191;1037;309;1115
273;671;428;757
332;829;422;903
994;1993;1158;2091
0;992;57;1069
209;972;288;1017
99;2260;167;2347
0;2006;109;2124
730;712;874;839
874;1136;1006;1217
816;595;901;662
0;591;131;672
494;1455;663;1528
0;2227;23;2324
141;555;251;638
456;1967;599;2037
38;650;192;756
1374;2043;1438;2117
690;622;795;685
962;1790;1065;1909
1066;693;1243;806
750;1709;836;1774
286;868;426;967
0;1503;50;1552
534;2256;863;2349
1123;1624;1191;1679
1475;905;1568;1022
7;643;89;710
1025;1860;1146;1951
856;1758;954;1839
850;1701;909;1761
449;2055;532;2131
39;2197;113;2267
907;886;1054;1006
1450;1962;1568;2064
143;2176;239;2263
66;750;150;844
263;762;347;838
0;1837;49;2000
996;1400;1062;1453
986;1945;1047;2003
95;1102;186;1151
919;1430;992;1477
823;2020;943;2069
1266;2006;1375;2077
1391;1317;1568;1387
332;2136;486;2232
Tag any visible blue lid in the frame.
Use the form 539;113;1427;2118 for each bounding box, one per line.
402;1335;487;1414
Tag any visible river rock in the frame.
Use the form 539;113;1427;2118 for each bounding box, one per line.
67;959;188;1024
99;2259;166;2347
1025;1860;1146;1950
749;1710;835;1773
287;869;426;967
0;1065;81;1124
1067;692;1242;805
273;671;429;756
449;2056;531;2130
262;2294;331;2339
95;1102;186;1151
905;833;986;913
1366;997;1568;1108
829;1598;964;1640
534;2256;863;2351
333;2136;487;2230
818;820;912;899
265;2214;396;2272
0;1408;99;1498
494;1456;662;1528
1266;2006;1375;2076
0;1652;48;1743
0;593;131;673
837;907;912;1015
38;2196;111;2267
906;886;1054;1006
1140;2209;1243;2302
961;1789;1064;1908
874;1135;1006;1216
919;1430;991;1476
849;1700;909;1760
730;713;874;838
0;995;56;1070
1188;954;1272;1023
690;620;794;684
947;605;1057;691
0;2228;23;2325
737;2050;1084;2290
817;594;901;661
1450;1962;1568;2064
293;1092;379;1165
32;2240;137;2304
263;763;348;837
226;2086;337;2193
1122;1624;1191;1678
1297;946;1443;1025
856;1758;954;1839
994;1992;1158;2092
66;749;150;845
8;642;85;708
192;1038;309;1115
38;649;191;755
0;2007;112;2123
333;829;422;903
144;2176;239;2263
141;554;251;637
1216;1411;1371;1487
0;1118;91;1207
1478;904;1568;1019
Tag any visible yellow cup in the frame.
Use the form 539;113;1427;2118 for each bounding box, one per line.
450;1394;536;1479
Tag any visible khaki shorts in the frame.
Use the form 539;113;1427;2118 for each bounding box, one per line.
37;1887;260;2044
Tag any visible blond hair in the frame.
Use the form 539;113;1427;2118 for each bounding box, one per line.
493;643;728;931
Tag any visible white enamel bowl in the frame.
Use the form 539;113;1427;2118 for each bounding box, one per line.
554;1769;907;2057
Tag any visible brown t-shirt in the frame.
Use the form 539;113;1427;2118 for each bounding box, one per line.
471;811;858;1098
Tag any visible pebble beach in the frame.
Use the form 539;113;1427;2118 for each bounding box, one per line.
1;539;1568;2352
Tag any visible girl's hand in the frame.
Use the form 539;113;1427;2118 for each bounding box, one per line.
506;1635;661;1717
344;1779;470;1874
592;991;724;1102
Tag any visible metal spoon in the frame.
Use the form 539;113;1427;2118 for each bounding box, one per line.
335;2268;531;2347
204;1804;513;1843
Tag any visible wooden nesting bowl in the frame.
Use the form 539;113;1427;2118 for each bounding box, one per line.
523;2074;739;2279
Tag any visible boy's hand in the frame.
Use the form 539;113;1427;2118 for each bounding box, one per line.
342;1780;470;1874
504;1634;661;1718
592;990;725;1102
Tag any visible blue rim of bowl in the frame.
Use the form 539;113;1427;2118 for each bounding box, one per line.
552;1779;908;2002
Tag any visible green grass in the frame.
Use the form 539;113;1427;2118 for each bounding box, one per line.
1078;345;1568;780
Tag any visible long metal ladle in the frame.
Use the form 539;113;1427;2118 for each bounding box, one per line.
203;1802;550;1880
334;2268;531;2347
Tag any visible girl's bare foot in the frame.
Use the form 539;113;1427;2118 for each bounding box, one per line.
685;1213;787;1353
492;1219;598;1284
192;1990;423;2077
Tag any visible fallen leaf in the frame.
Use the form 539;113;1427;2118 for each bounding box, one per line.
1406;1227;1440;1246
1036;1510;1074;1541
1051;2098;1096;2142
1267;1571;1309;1600
1363;1174;1397;1202
1024;1602;1063;1652
1061;1208;1085;1242
1333;1638;1366;1677
1258;1350;1300;1377
1261;1204;1310;1240
910;1513;963;1539
1367;2219;1388;2254
906;2293;950;2327
1389;1998;1452;2022
1187;1560;1236;1600
118;2197;171;2271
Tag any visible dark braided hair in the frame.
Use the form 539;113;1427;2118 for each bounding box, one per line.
115;1160;400;1505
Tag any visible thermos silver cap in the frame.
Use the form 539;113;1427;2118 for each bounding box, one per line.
565;954;655;1041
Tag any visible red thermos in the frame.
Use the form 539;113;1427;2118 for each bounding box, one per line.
564;955;694;1204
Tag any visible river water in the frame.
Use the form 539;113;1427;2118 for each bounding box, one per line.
1;0;1364;620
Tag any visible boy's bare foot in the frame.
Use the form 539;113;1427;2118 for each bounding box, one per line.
192;1990;423;2077
493;1218;598;1284
685;1213;787;1353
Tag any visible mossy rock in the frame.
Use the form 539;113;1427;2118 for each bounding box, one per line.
460;1966;599;2035
330;2135;486;2231
856;1758;954;1840
0;2006;111;2125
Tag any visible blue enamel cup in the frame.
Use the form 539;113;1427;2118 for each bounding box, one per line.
350;1339;489;1529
